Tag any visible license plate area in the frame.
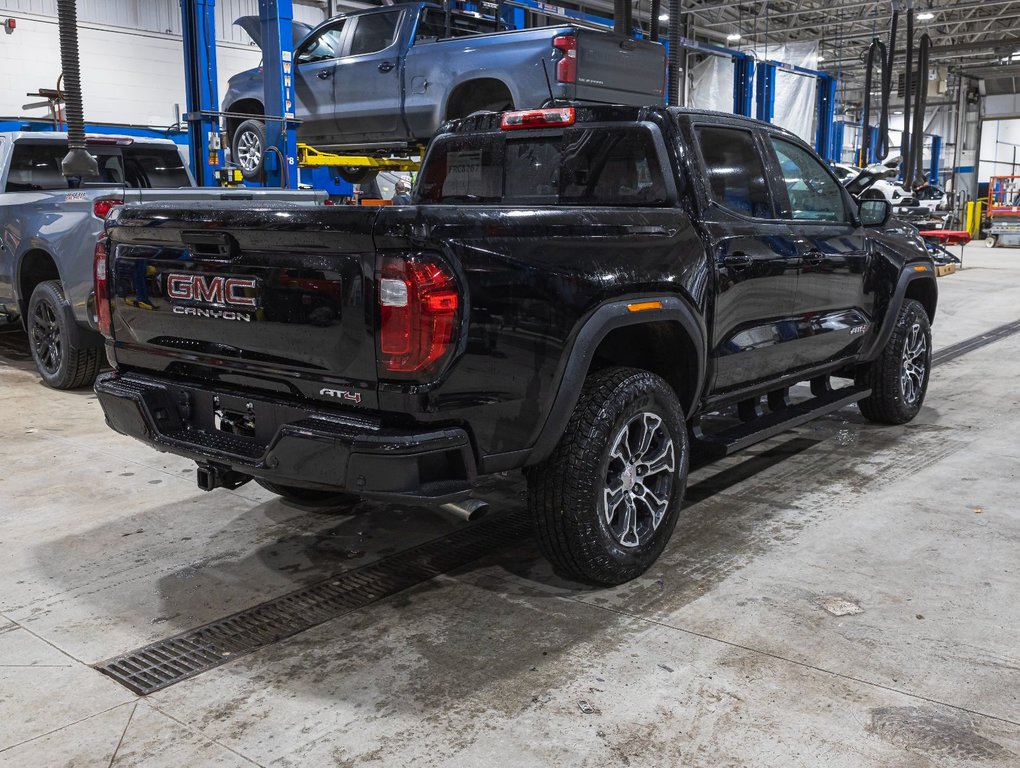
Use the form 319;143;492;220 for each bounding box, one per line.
213;395;257;439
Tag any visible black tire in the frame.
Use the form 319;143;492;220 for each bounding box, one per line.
527;367;689;586
255;479;360;508
336;167;379;185
856;298;932;425
27;280;101;390
231;119;266;181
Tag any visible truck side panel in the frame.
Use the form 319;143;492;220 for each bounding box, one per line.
372;205;710;464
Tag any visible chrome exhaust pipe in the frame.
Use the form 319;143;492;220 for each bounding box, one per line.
439;498;490;522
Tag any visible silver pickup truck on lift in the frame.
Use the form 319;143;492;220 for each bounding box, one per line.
0;132;324;389
223;2;667;181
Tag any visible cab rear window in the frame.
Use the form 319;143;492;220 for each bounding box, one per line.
416;126;671;206
5;142;189;192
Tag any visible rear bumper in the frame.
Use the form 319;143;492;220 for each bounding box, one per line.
94;371;477;503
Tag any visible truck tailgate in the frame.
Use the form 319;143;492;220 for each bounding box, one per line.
575;30;666;104
106;203;380;404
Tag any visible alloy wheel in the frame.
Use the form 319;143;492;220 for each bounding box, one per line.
900;322;927;405
31;298;62;374
603;412;676;548
236;130;262;172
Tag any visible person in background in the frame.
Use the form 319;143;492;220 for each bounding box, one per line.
391;179;412;205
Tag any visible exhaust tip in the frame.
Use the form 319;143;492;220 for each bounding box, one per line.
440;498;490;522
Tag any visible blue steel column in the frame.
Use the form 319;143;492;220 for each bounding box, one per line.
755;61;776;123
259;0;298;189
814;74;836;162
930;134;942;185
732;55;754;117
180;0;221;187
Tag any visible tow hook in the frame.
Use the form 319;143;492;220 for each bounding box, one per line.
196;463;252;491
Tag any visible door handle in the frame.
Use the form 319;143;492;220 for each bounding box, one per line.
722;251;753;269
316;69;332;80
378;61;395;73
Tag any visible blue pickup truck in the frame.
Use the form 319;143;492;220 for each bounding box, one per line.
224;2;667;181
0;132;324;389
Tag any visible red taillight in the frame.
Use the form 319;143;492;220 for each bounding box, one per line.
553;34;577;83
93;199;123;219
500;107;576;131
94;235;112;337
377;254;459;379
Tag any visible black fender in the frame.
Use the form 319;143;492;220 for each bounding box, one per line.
859;267;938;361
524;295;707;467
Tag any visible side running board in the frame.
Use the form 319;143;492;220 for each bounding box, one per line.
690;384;871;461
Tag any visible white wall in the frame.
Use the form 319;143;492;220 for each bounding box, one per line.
0;1;326;127
979;119;1020;182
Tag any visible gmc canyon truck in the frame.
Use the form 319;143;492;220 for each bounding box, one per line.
224;2;667;181
94;106;937;585
0;132;325;389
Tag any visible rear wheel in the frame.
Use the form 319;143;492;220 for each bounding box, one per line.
27;280;101;390
336;167;378;185
527;367;689;586
255;479;360;508
856;298;931;424
986;235;998;248
231;119;266;181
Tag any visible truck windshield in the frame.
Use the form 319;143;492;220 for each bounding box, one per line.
416;127;670;206
5;142;190;192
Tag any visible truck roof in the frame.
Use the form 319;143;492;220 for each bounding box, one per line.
0;131;181;148
444;104;798;138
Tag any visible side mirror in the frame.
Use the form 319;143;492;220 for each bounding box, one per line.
859;198;892;228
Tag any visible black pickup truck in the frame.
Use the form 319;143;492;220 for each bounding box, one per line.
94;106;937;585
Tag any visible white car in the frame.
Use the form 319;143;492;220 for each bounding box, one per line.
832;162;947;212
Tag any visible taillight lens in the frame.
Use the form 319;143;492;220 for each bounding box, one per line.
94;234;112;337
93;199;123;219
553;34;577;83
501;107;576;131
377;254;459;379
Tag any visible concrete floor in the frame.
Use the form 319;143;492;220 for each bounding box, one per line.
1;244;1018;767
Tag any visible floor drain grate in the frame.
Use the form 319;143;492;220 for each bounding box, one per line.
96;510;530;695
932;319;1020;367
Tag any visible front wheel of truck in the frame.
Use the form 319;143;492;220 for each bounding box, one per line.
232;119;266;181
856;298;932;424
527;367;689;586
27;280;101;390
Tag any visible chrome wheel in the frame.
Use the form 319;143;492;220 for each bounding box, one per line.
30;298;62;374
603;412;676;548
236;129;262;172
900;322;927;405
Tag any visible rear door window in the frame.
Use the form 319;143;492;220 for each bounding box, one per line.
417;126;671;206
768;137;848;222
349;11;400;56
694;125;774;219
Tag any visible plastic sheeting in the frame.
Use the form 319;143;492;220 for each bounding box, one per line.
687;40;820;144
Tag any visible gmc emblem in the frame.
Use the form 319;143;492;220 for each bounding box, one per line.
166;274;257;308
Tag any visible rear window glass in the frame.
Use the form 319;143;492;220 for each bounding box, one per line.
5;142;188;191
416;127;670;206
415;9;502;41
694;126;773;218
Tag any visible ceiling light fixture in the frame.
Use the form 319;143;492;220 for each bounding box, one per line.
917;11;935;20
658;13;669;21
726;32;742;42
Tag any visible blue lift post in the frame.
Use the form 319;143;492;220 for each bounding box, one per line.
930;134;942;185
180;0;221;187
754;61;776;123
259;0;299;189
814;74;837;162
732;55;754;117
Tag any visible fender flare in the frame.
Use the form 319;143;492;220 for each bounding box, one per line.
859;268;937;361
525;295;707;466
